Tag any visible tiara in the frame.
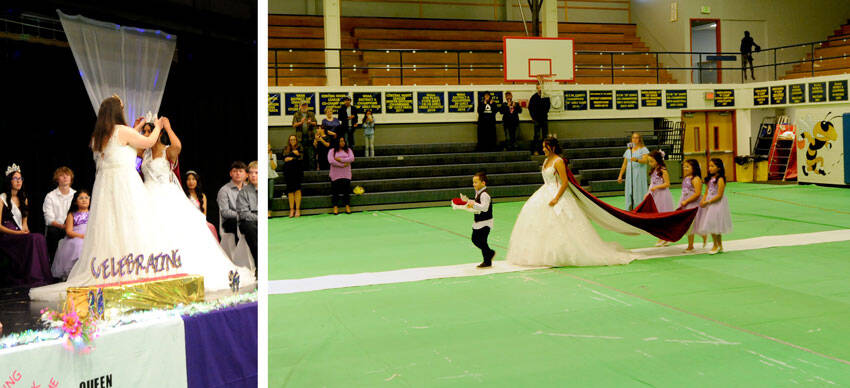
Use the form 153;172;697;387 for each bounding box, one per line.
185;170;198;176
144;111;158;123
5;163;21;176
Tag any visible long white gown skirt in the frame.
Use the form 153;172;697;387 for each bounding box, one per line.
141;148;255;293
31;126;172;301
506;166;638;267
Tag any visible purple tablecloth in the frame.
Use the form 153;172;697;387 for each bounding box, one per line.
183;301;257;388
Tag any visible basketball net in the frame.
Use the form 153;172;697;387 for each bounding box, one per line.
536;74;556;97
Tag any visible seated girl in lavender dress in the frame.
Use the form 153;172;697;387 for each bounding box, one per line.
52;190;90;280
646;150;673;246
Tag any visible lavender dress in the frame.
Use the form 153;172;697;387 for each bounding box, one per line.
678;176;705;233
0;194;51;287
648;168;673;212
51;211;88;279
694;177;733;235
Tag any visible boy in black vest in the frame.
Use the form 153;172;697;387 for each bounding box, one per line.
464;171;495;268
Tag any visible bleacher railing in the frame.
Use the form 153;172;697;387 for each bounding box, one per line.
271;36;850;86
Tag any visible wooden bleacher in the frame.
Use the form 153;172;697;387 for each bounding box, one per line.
783;20;850;79
269;15;678;86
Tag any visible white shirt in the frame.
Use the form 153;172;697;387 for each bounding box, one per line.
471;187;493;230
43;187;76;227
346;106;353;126
0;193;22;229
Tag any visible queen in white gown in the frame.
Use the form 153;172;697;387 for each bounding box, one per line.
506;138;638;267
31;96;171;301
140;122;253;292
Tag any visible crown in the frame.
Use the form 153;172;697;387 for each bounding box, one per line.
5;163;21;177
144;111;158;124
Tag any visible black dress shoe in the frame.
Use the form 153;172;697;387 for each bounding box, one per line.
477;261;492;268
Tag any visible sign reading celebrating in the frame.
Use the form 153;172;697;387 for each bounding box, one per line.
353;92;382;114
615;90;639;110
447;91;475;113
714;89;734;107
809;82;826;103
641;90;662;107
417;91;445;113
753;87;769;106
666;90;688;109
589;90;613;109
829;80;848;101
788;84;806;104
384;92;414;113
770;86;786;104
564;91;588;111
284;92;315;115
268;93;281;116
319;92;349;115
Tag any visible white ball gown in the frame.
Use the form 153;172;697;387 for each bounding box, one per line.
141;148;255;293
30;126;174;301
506;163;638;267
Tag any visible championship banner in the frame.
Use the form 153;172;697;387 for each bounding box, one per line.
284;92;315;115
353;92;382;114
447;91;474;113
268;93;281;117
2;317;187;387
319;92;349;115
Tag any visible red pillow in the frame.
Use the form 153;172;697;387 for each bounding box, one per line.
452;197;467;206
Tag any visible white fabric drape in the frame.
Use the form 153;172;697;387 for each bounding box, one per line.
58;10;176;121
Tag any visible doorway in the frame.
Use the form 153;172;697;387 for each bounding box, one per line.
682;110;737;181
690;19;721;83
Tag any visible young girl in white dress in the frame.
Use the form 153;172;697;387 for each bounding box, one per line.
141;117;254;292
31;95;169;301
506;138;636;267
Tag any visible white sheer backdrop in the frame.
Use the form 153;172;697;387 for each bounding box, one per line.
58;10;176;122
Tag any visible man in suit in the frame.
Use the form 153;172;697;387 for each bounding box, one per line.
336;97;360;149
477;92;498;151
528;83;551;155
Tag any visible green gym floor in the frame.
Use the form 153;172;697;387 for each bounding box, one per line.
269;183;850;387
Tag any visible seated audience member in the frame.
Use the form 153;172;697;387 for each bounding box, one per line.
52;189;90;280
0;165;51;287
43;166;76;263
237;161;259;272
217;161;247;242
184;170;218;240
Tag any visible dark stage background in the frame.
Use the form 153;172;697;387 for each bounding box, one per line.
0;0;258;234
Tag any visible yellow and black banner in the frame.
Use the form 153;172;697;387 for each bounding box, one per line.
384;92;414;113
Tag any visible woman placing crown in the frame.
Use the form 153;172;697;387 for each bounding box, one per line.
30;95;169;301
0;164;52;288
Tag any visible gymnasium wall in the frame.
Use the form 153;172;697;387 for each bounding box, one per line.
270;0;630;23
632;0;850;81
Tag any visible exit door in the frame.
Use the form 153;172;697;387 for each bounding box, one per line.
682;110;737;181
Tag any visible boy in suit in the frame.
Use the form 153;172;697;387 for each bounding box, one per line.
463;171;495;268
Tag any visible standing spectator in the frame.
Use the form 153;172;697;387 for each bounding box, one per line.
217;161;247;242
0;165;51;288
321;107;340;139
500;92;522;150
616;132;650;211
362;110;376;157
43;166;76;264
314;126;333;170
328;137;355;215
268;143;278;201
477;92;497;151
283;135;304;218
292;102;317;147
529;83;551;155
237;161;258;272
337;97;360;149
740;31;759;81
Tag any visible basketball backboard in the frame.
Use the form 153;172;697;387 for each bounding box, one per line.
503;37;574;83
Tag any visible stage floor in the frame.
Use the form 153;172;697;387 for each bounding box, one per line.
269;183;850;386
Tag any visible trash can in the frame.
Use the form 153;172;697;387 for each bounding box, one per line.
735;156;755;182
754;155;769;182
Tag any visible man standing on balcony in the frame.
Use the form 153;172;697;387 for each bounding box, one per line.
740;31;759;81
529;83;551;155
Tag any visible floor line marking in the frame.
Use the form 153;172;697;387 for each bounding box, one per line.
733;190;850;216
269;229;850;295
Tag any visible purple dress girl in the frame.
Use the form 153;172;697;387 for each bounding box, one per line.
694;177;733;235
51;211;88;279
648;168;673;212
678;176;704;229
